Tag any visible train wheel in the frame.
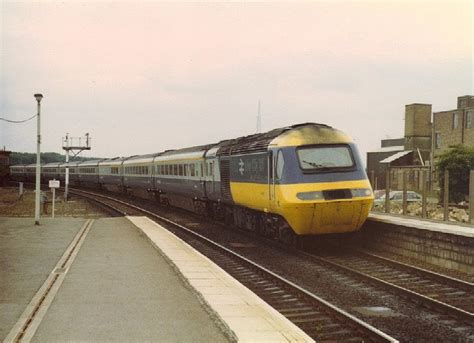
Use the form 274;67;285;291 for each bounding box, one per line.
224;207;234;227
279;225;298;248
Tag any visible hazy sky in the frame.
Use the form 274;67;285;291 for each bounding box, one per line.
1;1;472;163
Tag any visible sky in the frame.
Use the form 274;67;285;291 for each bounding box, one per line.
1;1;473;163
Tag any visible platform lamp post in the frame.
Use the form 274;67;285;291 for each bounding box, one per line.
34;93;43;225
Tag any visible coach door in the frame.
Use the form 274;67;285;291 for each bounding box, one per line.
268;151;275;202
269;150;284;210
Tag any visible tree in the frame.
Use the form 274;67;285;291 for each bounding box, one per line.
10;152;103;165
436;145;474;203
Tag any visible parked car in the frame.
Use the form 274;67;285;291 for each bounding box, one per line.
373;190;386;199
374;191;422;204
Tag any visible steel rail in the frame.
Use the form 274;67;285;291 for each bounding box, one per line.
300;250;474;326
70;188;398;342
358;250;474;290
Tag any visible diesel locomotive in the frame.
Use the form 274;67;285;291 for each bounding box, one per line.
10;123;374;243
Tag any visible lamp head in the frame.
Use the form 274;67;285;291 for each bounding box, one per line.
34;94;43;103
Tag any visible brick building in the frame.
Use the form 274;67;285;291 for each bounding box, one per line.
367;95;474;190
367;104;431;189
433;95;474;156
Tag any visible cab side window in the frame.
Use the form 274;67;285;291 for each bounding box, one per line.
275;150;285;181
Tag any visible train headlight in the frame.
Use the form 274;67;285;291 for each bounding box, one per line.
351;188;372;198
296;191;324;200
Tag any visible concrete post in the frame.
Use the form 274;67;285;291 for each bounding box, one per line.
385;168;391;213
52;188;56;218
19;182;23;197
469;170;474;224
443;170;449;221
34;94;42;225
421;170;428;219
402;170;408;215
65;148;69;201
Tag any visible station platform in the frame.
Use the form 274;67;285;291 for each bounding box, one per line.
364;213;473;275
368;212;474;237
0;216;313;342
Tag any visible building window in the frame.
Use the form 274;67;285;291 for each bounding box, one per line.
467;111;472;129
452;112;459;129
435;132;441;149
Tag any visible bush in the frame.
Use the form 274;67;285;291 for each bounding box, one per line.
436;145;474;203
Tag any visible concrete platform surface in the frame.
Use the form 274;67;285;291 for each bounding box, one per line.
2;216;314;342
2;217;230;342
0;217;87;340
369;212;474;237
128;216;314;343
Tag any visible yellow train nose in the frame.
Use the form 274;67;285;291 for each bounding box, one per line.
282;199;373;235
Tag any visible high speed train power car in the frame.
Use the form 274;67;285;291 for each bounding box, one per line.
11;123;374;243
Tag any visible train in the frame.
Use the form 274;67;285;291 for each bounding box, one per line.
10;123;374;243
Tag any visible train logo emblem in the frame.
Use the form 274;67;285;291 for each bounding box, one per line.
239;159;245;175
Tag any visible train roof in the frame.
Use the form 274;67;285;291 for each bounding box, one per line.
42;162;61;167
78;159;104;167
215;123;332;156
98;156;130;166
152;144;216;162
269;123;352;148
60;161;81;167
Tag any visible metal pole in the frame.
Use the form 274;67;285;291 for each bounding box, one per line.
443;170;449;221
34;94;42;225
65;146;69;200
52;187;55;218
402;170;408;215
469;170;474;224
421;170;428;219
385;168;390;213
430;114;435;192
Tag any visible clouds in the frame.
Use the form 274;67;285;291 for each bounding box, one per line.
1;1;472;161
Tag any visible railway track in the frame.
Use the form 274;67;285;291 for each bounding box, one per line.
70;188;397;342
302;248;474;326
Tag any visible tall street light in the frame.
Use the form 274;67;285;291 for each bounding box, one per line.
34;93;43;225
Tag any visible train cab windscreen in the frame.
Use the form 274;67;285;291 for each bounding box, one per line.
297;145;354;171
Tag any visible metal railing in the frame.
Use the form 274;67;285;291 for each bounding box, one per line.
371;168;473;224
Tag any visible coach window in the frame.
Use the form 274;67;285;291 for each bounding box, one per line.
276;150;285;181
190;164;195;177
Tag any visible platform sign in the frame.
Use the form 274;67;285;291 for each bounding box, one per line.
49;180;60;188
49;179;60;219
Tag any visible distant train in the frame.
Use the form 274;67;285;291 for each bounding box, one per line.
10;123;374;243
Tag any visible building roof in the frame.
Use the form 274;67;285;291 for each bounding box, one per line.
380;150;412;164
371;145;404;153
